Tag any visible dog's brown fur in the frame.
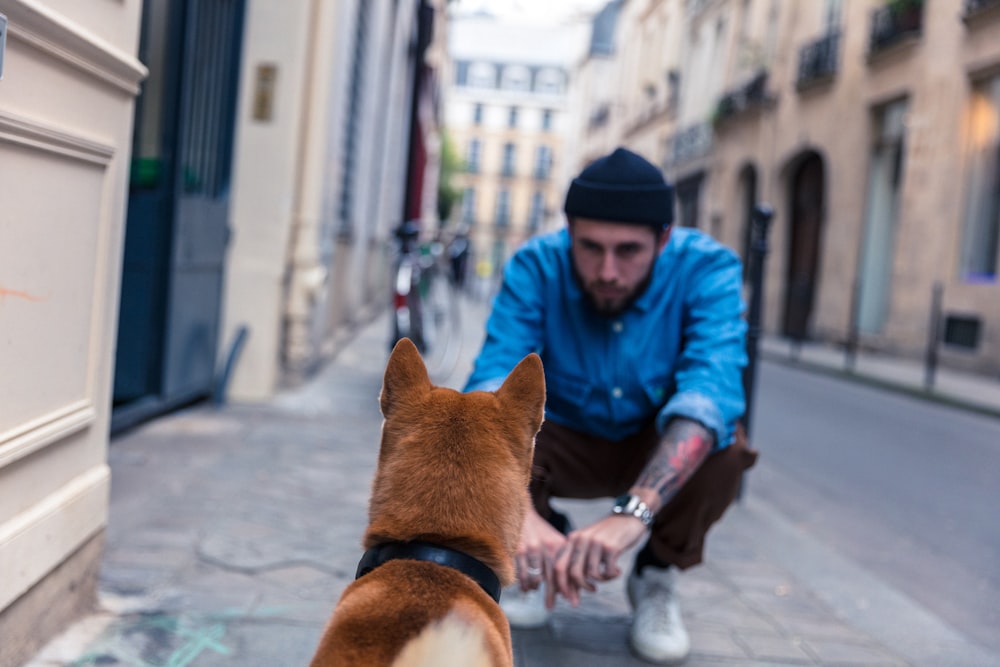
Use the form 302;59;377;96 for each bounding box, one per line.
309;338;545;667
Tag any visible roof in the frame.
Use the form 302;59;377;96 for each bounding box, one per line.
448;14;590;67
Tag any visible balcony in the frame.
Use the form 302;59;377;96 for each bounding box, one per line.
963;0;1000;24
797;32;840;91
625;96;677;137
869;1;924;57
663;122;713;171
712;71;774;128
589;104;611;131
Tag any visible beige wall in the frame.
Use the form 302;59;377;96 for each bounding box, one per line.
0;0;145;662
222;0;437;399
222;0;320;400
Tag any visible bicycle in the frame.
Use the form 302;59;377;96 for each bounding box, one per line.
390;220;462;381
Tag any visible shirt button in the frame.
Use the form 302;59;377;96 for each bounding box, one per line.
612;387;623;399
612;321;624;333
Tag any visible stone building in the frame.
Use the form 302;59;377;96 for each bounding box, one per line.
0;1;446;664
573;0;1000;375
444;12;590;279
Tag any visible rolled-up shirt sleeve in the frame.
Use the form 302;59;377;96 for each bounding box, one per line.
655;245;747;449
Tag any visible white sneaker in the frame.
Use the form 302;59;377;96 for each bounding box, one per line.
627;565;691;664
500;585;551;629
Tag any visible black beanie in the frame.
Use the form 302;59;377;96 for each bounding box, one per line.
564;147;674;228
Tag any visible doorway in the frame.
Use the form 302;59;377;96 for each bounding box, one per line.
738;163;758;283
856;99;908;334
782;152;825;340
113;0;246;432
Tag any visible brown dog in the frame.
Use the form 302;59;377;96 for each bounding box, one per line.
309;338;545;667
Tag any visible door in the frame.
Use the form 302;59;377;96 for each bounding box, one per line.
113;0;245;426
857;100;907;334
782;153;824;340
738;164;758;283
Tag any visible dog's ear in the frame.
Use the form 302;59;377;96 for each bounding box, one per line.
495;353;546;454
380;338;431;416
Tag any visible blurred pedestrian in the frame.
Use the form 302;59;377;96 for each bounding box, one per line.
447;225;470;289
464;147;757;664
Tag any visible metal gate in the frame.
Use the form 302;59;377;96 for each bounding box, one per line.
113;0;246;432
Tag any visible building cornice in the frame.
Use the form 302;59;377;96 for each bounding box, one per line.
3;0;147;95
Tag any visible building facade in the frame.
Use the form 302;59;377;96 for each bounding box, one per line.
0;1;446;663
573;0;1000;376
445;12;589;279
0;2;145;664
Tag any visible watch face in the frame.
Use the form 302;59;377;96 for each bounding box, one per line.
614;494;632;507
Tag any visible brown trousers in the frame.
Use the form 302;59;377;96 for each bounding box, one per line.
529;419;758;570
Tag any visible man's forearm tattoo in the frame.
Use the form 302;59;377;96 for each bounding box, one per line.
635;419;713;508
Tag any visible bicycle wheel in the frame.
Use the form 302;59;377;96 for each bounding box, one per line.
392;257;425;351
417;267;461;381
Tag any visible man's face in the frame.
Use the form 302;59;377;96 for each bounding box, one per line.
569;217;670;317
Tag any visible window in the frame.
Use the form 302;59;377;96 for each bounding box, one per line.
529;191;545;231
455;61;470;86
534;145;552;179
825;0;843;30
960;76;1000;281
461;187;477;223
501;65;531;91
541;109;553;131
535;68;565;94
466;138;481;173
857;98;908;333
508;106;519;128
473;103;483;125
469;62;495;88
496;189;511;227
501;142;516;177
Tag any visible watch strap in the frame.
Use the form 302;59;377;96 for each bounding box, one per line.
612;494;655;527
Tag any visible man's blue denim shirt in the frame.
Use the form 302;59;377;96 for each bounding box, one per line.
464;227;747;450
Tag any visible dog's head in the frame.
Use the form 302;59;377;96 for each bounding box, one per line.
364;338;545;586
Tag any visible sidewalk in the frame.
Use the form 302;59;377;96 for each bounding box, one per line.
759;336;1000;420
23;298;1000;667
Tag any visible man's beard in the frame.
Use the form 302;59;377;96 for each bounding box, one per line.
571;259;655;318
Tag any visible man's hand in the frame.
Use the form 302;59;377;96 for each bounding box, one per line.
515;505;568;592
548;515;648;608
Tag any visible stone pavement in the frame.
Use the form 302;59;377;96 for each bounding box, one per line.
23;296;1000;667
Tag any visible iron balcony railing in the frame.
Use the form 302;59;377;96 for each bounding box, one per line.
663;122;713;170
965;0;1000;15
797;32;840;88
869;2;924;55
589;103;611;130
714;71;772;126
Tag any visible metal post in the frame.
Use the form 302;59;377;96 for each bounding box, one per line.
924;281;943;391
845;277;860;372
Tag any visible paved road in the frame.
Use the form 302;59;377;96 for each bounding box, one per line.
750;361;1000;654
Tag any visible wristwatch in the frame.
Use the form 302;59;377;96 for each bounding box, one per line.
612;494;655;527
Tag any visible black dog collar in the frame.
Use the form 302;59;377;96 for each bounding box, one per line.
356;540;502;603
